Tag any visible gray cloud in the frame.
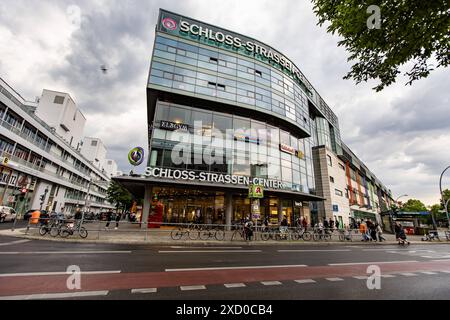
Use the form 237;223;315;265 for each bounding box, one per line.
0;0;448;205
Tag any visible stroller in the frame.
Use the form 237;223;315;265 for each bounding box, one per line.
397;229;410;245
422;230;440;241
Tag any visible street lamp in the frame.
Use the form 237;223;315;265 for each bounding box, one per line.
439;165;450;230
395;194;409;205
389;194;408;233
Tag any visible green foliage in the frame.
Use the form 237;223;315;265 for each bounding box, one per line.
312;0;450;91
401;199;427;212
107;180;133;211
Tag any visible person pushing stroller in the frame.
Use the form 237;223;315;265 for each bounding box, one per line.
395;222;410;245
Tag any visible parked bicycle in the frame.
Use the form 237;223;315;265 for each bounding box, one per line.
171;225;200;240
312;228;332;241
59;222;88;239
39;218;59;236
199;226;225;241
291;227;312;241
338;229;352;242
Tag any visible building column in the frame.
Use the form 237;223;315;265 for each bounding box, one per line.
278;197;283;223
225;192;233;231
141;185;153;229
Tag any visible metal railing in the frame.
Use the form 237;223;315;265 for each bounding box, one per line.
21;217;392;243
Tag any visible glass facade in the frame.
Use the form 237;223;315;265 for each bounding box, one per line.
149;34;311;136
149;101;316;194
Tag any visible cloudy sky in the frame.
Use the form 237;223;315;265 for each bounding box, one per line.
0;0;448;206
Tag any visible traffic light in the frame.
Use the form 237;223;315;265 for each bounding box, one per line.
21;188;27;194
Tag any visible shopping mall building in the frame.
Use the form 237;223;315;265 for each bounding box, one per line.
115;9;394;228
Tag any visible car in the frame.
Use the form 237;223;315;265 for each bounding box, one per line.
0;206;17;223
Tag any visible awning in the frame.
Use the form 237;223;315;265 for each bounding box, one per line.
113;175;326;202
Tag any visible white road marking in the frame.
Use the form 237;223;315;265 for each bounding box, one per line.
131;288;157;294
326;278;344;282
0;291;108;300
420;271;438;275
159;250;261;253
353;276;369;280
0;251;131;255
329;260;418;266
399;273;418;277
432;259;450;262
278;249;351;252
0;240;31;246
180;285;206;291
440;270;450;273
261;281;282;286
170;246;243;249
421;256;434;259
165;264;307;272
294;279;316;284
381;274;396;278
0;270;121;277
224;283;246;288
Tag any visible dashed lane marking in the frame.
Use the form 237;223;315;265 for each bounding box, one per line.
170;246;243;249
131;288;157;294
353;276;369;280
420;271;438;275
399;273;418;277
381;275;396;278
159;250;262;253
180;285;206;291
294;279;316;284
0;240;31;246
277;249;351;252
0;270;121;277
329;260;418;266
165;264;307;272
326;278;344;282
224;283;246;288
0;291;109;300
0;251;131;255
261;281;282;286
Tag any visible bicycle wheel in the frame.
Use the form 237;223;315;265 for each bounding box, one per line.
171;229;183;240
78;227;88;239
188;229;200;240
214;229;225;241
338;233;345;241
60;226;70;238
324;233;332;241
50;225;60;237
231;230;243;241
302;232;312;241
291;231;300;241
261;231;270;241
199;230;211;240
312;233;319;241
39;225;48;236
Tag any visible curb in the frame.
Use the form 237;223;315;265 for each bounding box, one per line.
1;230;450;246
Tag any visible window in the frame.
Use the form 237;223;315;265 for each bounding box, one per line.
327;155;332;166
335;189;343;197
330;176;335;183
209;57;218;64
54;96;65;104
255;70;262;77
91;140;98;147
339;163;345;170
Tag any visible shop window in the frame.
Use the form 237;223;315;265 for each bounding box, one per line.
330;176;335;183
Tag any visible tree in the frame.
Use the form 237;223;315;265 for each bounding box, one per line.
312;1;450;91
107;181;133;212
401;199;427;212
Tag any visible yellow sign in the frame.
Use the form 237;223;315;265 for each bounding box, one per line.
0;157;9;165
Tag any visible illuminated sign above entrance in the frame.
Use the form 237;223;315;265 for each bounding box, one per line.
145;167;286;190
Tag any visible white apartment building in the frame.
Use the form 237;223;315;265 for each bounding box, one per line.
103;159;118;179
0;78;115;216
35;89;86;150
80;137;107;171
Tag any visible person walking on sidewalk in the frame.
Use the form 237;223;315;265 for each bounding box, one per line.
360;221;368;241
376;223;386;242
114;212;121;230
105;210;113;230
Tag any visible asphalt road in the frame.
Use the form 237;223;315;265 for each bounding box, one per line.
0;233;449;300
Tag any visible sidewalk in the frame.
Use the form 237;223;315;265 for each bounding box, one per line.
1;224;449;246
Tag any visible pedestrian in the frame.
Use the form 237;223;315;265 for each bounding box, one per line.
263;216;269;231
336;219;340;230
244;219;254;241
105;210;113;229
359;221;368;241
302;217;308;231
329;218;335;230
115;212;121;230
376;223;385;242
74;208;83;228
